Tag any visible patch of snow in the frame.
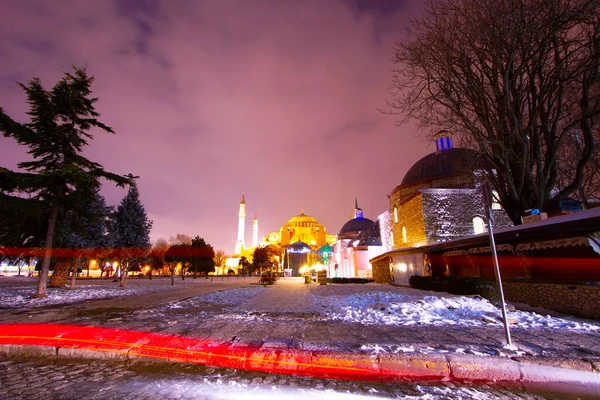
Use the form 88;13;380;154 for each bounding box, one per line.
0;284;174;309
316;291;600;331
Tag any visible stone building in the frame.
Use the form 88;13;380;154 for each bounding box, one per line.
387;131;511;251
378;130;512;285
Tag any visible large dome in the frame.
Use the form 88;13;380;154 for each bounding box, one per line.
339;217;375;235
401;148;483;186
287;212;319;226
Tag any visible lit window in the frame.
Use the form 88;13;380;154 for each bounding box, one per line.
402;226;407;243
473;217;485;234
394;207;398;223
389;231;394;247
492;190;502;210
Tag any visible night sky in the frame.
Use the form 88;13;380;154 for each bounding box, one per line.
0;0;433;253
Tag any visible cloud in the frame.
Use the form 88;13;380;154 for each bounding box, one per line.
0;0;431;252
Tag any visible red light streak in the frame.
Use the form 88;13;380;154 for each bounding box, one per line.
0;247;213;258
0;324;442;381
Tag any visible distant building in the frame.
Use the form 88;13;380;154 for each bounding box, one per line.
225;194;336;276
264;211;336;277
331;199;384;278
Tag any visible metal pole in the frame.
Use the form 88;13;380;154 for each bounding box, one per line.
487;213;512;347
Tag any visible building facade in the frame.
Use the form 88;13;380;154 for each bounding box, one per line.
379;131;513;285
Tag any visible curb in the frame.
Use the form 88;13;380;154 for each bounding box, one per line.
1;324;599;398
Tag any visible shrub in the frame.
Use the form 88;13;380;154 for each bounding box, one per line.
328;277;373;284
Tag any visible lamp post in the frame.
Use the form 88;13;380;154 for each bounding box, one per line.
482;181;512;347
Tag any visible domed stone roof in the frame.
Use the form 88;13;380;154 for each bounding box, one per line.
353;221;382;247
401;148;483;186
339;217;375;235
287;212;318;226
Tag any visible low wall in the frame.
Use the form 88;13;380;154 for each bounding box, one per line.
503;281;600;320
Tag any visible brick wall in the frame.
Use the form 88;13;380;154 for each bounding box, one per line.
503;281;600;320
392;195;427;249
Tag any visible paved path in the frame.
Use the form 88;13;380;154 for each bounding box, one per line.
0;356;540;400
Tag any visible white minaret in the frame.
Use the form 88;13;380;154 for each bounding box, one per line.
252;212;258;248
235;193;246;255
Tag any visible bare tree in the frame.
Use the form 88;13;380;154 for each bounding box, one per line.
213;250;226;273
168;233;192;246
389;0;600;223
149;237;169;278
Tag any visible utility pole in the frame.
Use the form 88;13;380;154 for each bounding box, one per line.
482;181;513;347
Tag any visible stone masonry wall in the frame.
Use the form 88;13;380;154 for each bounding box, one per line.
372;258;392;284
421;188;482;243
503;281;600;320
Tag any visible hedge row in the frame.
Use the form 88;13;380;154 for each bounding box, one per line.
328;277;373;284
409;275;498;301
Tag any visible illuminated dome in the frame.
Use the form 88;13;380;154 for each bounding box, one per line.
401;148;483;186
287;241;313;253
317;244;333;254
287;212;319;227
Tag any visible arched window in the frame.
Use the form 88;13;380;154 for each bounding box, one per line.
389;231;394;247
402;226;407;243
393;206;398;223
473;217;485;234
492;190;502;210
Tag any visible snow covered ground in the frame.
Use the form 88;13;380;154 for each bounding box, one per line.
0;276;253;309
314;290;600;331
2;278;599;334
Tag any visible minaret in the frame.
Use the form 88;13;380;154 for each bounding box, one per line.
354;197;364;219
235;193;246;255
252;212;259;248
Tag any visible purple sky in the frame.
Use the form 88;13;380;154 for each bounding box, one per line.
0;0;433;253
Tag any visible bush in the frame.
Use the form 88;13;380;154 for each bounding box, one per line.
409;275;497;301
328;277;373;284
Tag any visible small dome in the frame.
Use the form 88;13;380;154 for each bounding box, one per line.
401;148;483;186
339;217;375;235
286;241;313;253
317;244;333;254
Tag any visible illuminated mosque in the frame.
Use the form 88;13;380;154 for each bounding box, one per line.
225;193;337;276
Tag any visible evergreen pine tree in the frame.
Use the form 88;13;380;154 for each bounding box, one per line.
50;187;113;288
111;181;152;289
0;67;130;297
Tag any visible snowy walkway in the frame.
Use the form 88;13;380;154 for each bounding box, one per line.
234;277;317;313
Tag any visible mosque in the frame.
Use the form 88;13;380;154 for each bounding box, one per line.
224;193;338;276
